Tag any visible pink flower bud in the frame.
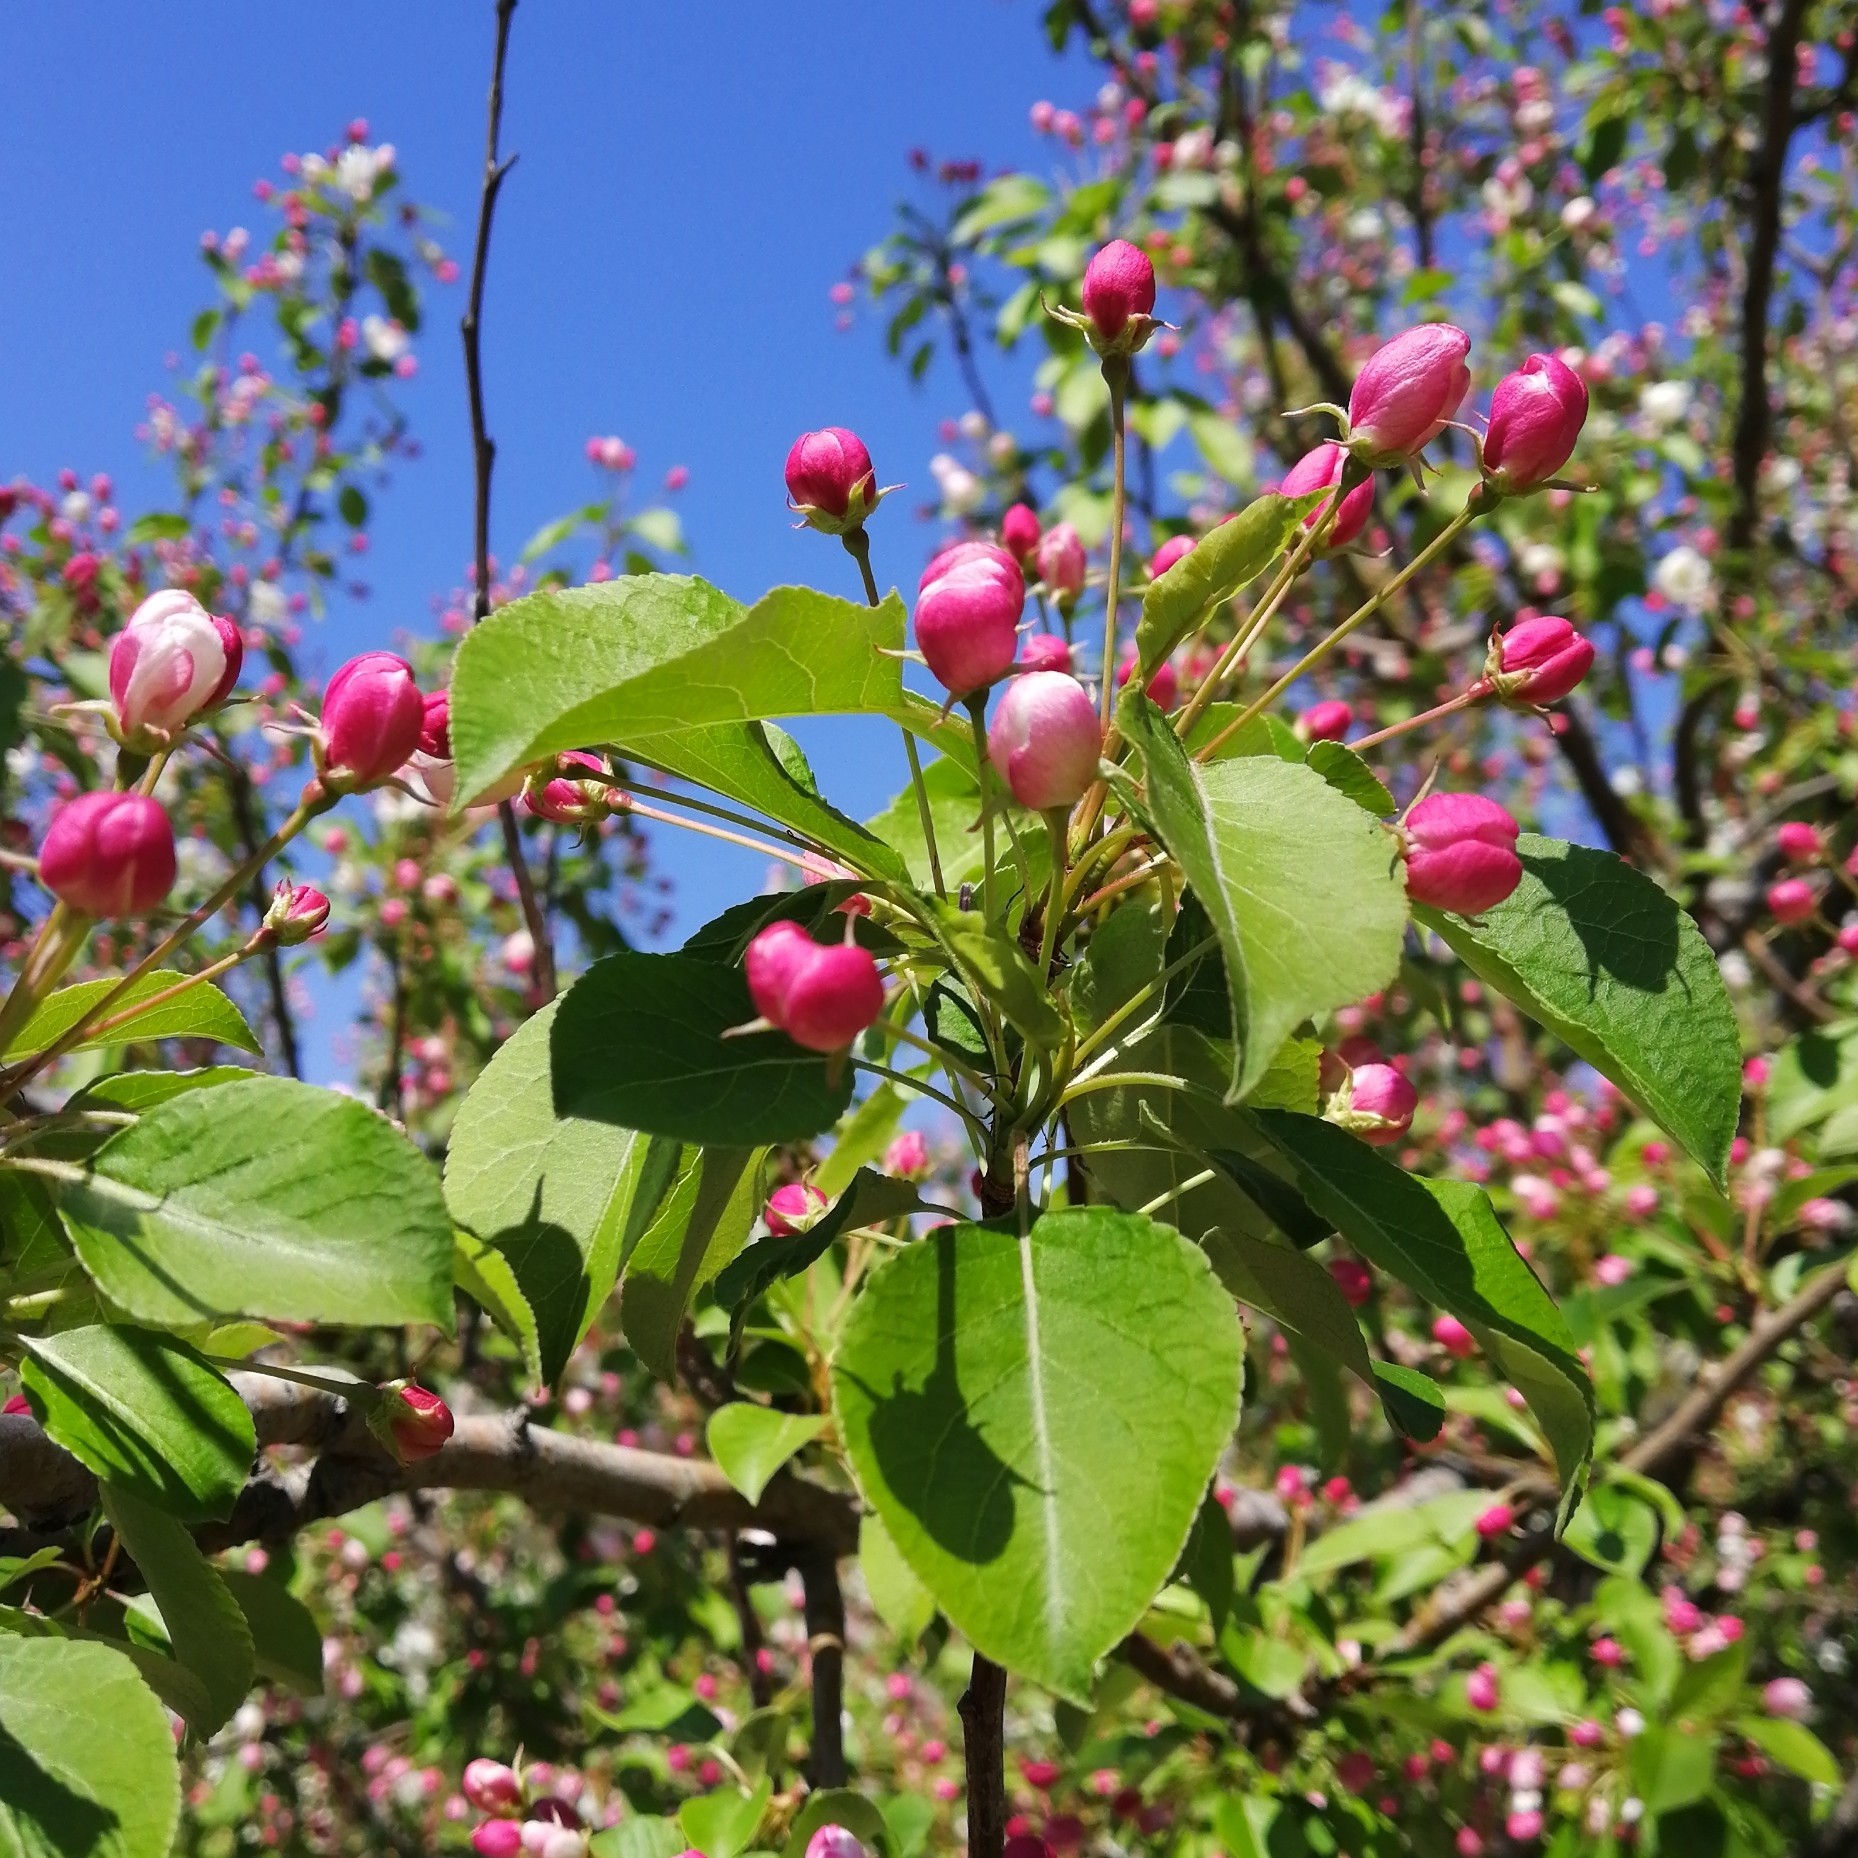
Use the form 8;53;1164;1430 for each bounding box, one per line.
39;791;177;918
766;1182;829;1235
1297;699;1353;743
1347;324;1473;466
1035;523;1087;603
375;1384;453;1464
1018;633;1074;674
418;688;452;759
3;1393;33;1416
319;652;423;790
1569;1718;1604;1746
1483;353;1588;493
1329;1258;1373;1307
1763;1677;1812;1719
988;671;1102;811
916;542;1024;696
1474;1502;1516;1540
524;752;610;824
463;1761;524;1815
1455;1830;1485;1858
1081;239;1156;345
1116;649;1177;711
1149;534;1195;578
1776;820;1823;864
1767;877;1817;925
784;427;877;531
744;921;885;1053
265;880;331;945
1402;793;1523;915
1432;1313;1477;1358
109;589;243;744
1280;442;1373;548
473;1822;525;1858
1495;616;1594;705
1590;1638;1624;1668
1503;1811;1543;1844
1464;1662;1500;1712
885;1129;931;1179
1330;1061;1417;1146
805;1826;866;1858
1001;503;1042;563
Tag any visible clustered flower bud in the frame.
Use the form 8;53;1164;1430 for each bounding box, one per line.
988;670;1102;811
1034;523;1087;607
765;1181;829;1235
462;1760;524;1815
108;588;243;748
370;1383;454;1464
744;920;885;1054
1347;324;1472;468
39;791;177;919
1079;239;1158;356
264;880;331;945
1324;1060;1417;1147
1018;633;1074;674
915;541;1024;697
1000;503;1042;564
1489;615;1595;707
1767;877;1818;926
1401;793;1523;915
1280;442;1373;550
1776;821;1823;865
317;651;424;792
1482;352;1589;494
784;427;883;535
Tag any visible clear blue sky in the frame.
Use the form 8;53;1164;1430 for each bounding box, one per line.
2;3;1087;1071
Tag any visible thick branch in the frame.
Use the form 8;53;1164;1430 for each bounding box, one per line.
798;1545;848;1786
957;1653;1009;1858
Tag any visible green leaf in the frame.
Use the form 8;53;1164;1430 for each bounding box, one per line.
927;900;1064;1048
446;1000;680;1384
1222;1627;1308;1700
1735;1715;1840;1787
1249;1113;1594;1511
452;1230;545;1388
1627;1724;1715;1815
1179;1491;1234;1635
0;1637;181;1858
706;1404;828;1505
1124;700;1407;1100
782;1790;891;1858
712;1167;923;1313
591;1819;690;1858
1305;741;1394;816
619;1147;763;1378
2;972;258;1058
450;574;905;804
593;1683;722;1740
548;950;855;1145
1767;1021;1858;1142
1296;1490;1491;1578
1135;492;1308;674
1561;1483;1658;1577
17;1326;254;1523
677;1782;771;1858
832;1207;1243;1699
1669;1639;1749;1726
216;1570;323;1696
126;512;193;544
866;752;1040;896
859;1512;935;1644
0;1550;61;1598
99;1486;253;1737
814;1086;906;1197
56;1077;455;1332
66;1067;254;1115
1416;837;1740;1187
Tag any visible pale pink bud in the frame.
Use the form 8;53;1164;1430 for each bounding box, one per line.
805;1826;867;1858
1000;503;1042;563
1767;877;1817;925
109;589;243;743
1776;820;1823;864
463;1761;524;1815
39;791;177;918
265;880;331;945
743;921;885;1053
1035;523;1087;602
1018;633;1074;674
373;1384;453;1464
1116;648;1177;711
1432;1314;1477;1358
1332;1061;1417;1146
473;1823;525;1858
1280;442;1373;548
1496;616;1594;704
1347;324;1473;465
1149;534;1195;578
1080;239;1156;344
1402;793;1523;915
988;670;1102;810
885;1129;931;1179
1483;353;1588;492
318;652;423;789
1764;1677;1812;1719
1297;699;1353;742
915;543;1024;696
766;1182;829;1235
1465;1662;1500;1712
784;427;877;531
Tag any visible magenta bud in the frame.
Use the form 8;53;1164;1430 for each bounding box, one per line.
318;651;424;790
1081;239;1157;350
805;1827;867;1858
1116;649;1177;712
265;879;331;945
988;670;1102;811
1494;615;1595;705
473;1822;526;1858
371;1383;454;1464
915;542;1024;697
1280;442;1373;549
884;1130;931;1179
1465;1662;1500;1712
1329;1258;1372;1307
785;428;878;534
1000;503;1042;564
1402;793;1523;915
1768;877;1817;925
524;751;610;825
39;791;177;919
744;921;885;1054
1346;324;1472;466
1296;699;1353;743
1034;523;1087;604
418;688;452;759
109;589;243;746
1474;1502;1516;1540
766;1182;830;1235
1432;1314;1477;1358
463;1760;524;1815
1149;534;1195;579
1483;352;1588;493
1327;1061;1417;1147
1018;633;1073;675
1776;821;1823;864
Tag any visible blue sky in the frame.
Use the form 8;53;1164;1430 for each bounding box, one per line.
2;3;1088;1072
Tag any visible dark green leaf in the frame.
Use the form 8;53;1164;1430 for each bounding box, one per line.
216;1570;324;1696
712;1166;923;1312
927;900;1063;1048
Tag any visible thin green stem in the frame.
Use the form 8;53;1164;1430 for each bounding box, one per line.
965;698;997;923
1100;359;1129;729
1037;810;1069;977
1137;1169;1216;1219
855;1060;989;1148
70;944;255;1049
874;1019;995;1095
1348;683;1491;751
1071;934;1215;1066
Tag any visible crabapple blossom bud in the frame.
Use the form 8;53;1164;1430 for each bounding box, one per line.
264;880;331;945
1018;633;1074;674
1401;793;1523;915
1483;353;1588;494
1776;821;1823;864
1326;1061;1417;1146
1297;699;1353;743
1432;1314;1477;1358
916;542;1024;696
766;1182;829;1235
1000;503;1042;563
39;791;177;918
3;1393;33;1416
1464;1662;1500;1712
988;670;1102;811
1491;615;1594;706
463;1761;524;1815
1035;523;1087;604
1329;1258;1373;1307
1767;878;1817;925
1280;442;1373;549
370;1384;454;1464
1504;1811;1543;1844
1080;239;1157;353
109;589;243;746
1149;534;1195;578
805;1826;867;1858
524;752;610;825
784;427;880;534
1590;1638;1624;1667
418;688;452;759
743;921;885;1053
1346;324;1472;467
473;1823;525;1858
885;1130;931;1179
1116;649;1177;711
1474;1502;1516;1540
318;651;423;790
1764;1677;1812;1719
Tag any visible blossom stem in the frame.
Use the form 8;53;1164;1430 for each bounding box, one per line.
1037;809;1069;977
1349;684;1491;752
617;795;819;876
965;698;997;923
1099;357;1129;732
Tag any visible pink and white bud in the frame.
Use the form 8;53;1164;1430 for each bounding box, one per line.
1018;633;1074;674
1402;793;1524;915
805;1826;867;1858
473;1823;525;1858
463;1761;524;1816
372;1384;454;1465
1116;649;1178;711
885;1129;931;1179
1483;353;1588;493
766;1182;829;1235
916;542;1024;696
1001;503;1042;564
785;427;879;535
1767;878;1818;925
1347;324;1473;466
1034;523;1087;604
1493;615;1595;706
109;589;243;745
744;921;885;1054
1776;821;1824;864
1327;1061;1417;1147
39;791;177;918
1296;699;1353;743
988;670;1102;811
1149;534;1195;579
265;880;331;945
1080;239;1157;350
318;651;424;790
1280;442;1373;549
524;752;610;825
1763;1677;1812;1720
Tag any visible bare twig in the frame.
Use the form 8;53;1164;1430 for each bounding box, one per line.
798;1545;848;1786
957;1654;1009;1858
